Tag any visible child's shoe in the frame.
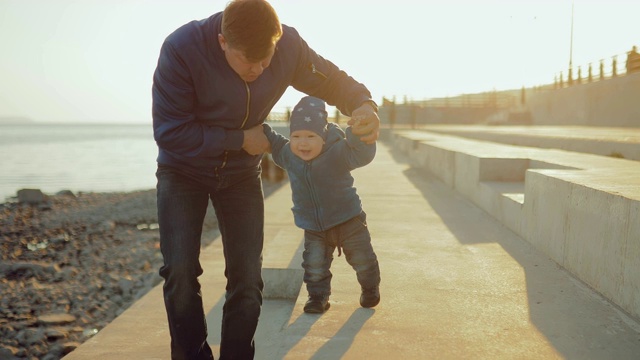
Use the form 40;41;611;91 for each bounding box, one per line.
360;286;380;308
304;294;330;313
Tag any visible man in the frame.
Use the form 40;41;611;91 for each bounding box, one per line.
152;1;379;359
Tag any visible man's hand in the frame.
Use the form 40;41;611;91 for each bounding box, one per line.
242;124;270;155
348;102;380;144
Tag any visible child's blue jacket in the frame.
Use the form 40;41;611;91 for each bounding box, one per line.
264;123;376;231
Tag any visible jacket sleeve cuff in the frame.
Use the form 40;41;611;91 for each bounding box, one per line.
359;99;379;113
346;127;366;146
223;129;244;151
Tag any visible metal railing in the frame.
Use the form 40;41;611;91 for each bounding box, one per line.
265;111;289;122
266;110;344;124
392;92;517;109
554;47;640;88
265;47;639;120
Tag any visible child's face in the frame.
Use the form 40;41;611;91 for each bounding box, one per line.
290;130;324;161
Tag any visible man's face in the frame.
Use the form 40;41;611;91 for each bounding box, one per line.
218;34;275;82
289;130;324;161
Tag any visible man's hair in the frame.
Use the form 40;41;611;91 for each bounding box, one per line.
221;0;283;62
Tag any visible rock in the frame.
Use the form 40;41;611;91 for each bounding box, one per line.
45;328;67;341
61;342;81;355
37;314;76;326
89;220;116;234
0;262;60;279
17;189;47;204
55;190;76;198
117;278;134;296
15;328;44;346
41;354;60;360
81;328;98;338
37;202;52;211
30;344;48;358
0;346;20;359
110;295;123;306
49;233;70;245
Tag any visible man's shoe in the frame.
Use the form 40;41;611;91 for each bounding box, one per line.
360;287;380;308
304;294;330;313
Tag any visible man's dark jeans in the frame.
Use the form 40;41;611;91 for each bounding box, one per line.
156;165;264;360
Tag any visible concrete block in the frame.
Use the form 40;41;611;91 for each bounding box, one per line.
454;153;479;200
410;141;429;169
529;160;577;171
478;158;529;182
501;194;524;235
522;170;573;265
393;134;414;154
467;157;530;217
477;181;504;221
261;268;304;300
417;142;456;187
480;182;525;234
621;201;640;319
563;184;629;307
408;140;427;168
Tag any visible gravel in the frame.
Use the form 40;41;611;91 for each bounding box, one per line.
0;179;283;359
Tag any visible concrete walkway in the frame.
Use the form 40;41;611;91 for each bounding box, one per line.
64;139;640;359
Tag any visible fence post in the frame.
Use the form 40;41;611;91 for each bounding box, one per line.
599;60;604;81
612;56;618;77
588;63;593;82
577;66;582;84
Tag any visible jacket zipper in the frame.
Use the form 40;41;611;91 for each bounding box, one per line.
240;81;251;128
310;63;328;79
220;81;251;170
305;162;322;230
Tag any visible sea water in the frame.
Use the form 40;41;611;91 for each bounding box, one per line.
0;123;158;202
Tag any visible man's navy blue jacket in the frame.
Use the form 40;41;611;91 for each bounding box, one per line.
152;12;374;177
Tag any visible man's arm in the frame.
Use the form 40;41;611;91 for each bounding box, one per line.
285;27;379;141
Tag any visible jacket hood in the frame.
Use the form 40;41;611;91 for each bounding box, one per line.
322;123;345;152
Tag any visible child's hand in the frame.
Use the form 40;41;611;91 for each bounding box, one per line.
350;115;366;131
348;103;380;144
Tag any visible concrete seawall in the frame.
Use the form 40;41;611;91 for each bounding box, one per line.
390;127;640;320
377;69;640;128
528;72;640;127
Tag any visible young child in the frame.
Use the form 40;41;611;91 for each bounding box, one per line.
263;96;381;313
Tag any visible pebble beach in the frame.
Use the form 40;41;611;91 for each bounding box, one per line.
0;179;283;359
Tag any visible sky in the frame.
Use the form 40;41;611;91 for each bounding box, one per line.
0;0;638;123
